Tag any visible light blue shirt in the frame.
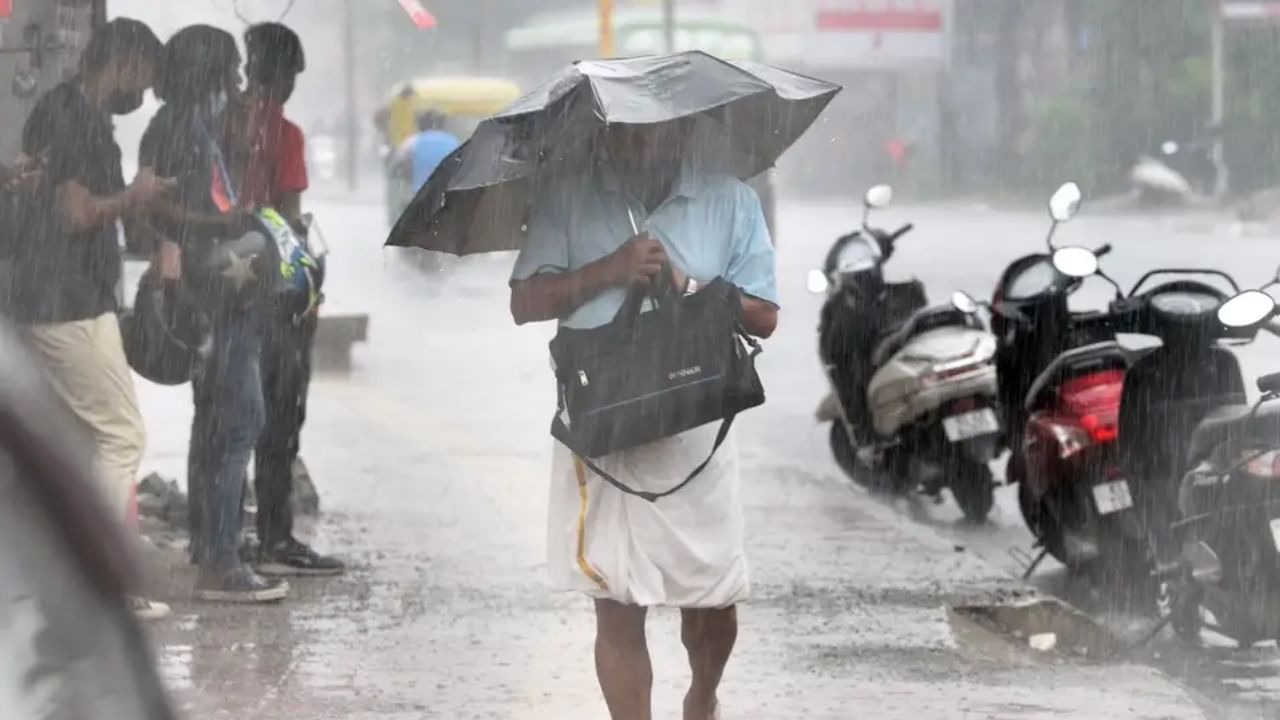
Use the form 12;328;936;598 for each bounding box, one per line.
411;129;461;190
511;163;778;329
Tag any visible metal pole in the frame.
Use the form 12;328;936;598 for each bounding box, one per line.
473;0;488;70
598;0;615;57
1211;6;1228;197
663;0;676;53
343;0;360;191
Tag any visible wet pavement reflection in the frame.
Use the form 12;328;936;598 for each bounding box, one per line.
129;195;1277;718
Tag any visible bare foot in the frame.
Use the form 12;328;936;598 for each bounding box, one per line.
683;693;719;720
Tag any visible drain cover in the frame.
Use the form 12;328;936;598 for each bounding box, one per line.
951;598;1124;660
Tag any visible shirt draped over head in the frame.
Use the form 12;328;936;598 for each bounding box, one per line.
387;95;418;148
11;80;124;324
511;162;778;330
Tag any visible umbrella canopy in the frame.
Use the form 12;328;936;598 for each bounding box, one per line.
385;51;841;256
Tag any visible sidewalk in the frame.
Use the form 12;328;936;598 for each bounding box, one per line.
133;369;1209;720
129;197;1212;719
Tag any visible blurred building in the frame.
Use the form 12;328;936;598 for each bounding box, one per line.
0;0;98;162
11;1;1272;199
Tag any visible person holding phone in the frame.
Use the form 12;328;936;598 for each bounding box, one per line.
137;24;293;605
11;18;171;621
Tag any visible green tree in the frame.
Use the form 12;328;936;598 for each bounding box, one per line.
1223;24;1280;193
1085;0;1210;192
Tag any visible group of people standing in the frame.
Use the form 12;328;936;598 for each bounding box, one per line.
2;17;343;615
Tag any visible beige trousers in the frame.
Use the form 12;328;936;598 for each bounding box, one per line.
21;313;146;520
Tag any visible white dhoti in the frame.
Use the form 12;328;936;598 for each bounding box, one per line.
547;424;749;608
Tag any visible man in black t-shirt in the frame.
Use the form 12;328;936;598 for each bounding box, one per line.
12;18;170;620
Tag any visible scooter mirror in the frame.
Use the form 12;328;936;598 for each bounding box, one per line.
951;290;978;315
864;184;894;210
1048;182;1082;223
1161;141;1180;156
806;269;831;294
1051;246;1099;278
1258;372;1280;396
1217;289;1277;328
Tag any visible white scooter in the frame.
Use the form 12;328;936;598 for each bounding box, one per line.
812;185;1001;522
1128;133;1222;208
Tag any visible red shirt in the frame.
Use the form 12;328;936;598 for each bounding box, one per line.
226;98;308;208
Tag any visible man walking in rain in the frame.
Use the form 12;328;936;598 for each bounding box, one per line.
12;17;171;620
509;119;779;720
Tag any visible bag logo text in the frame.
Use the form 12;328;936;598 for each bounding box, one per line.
669;365;702;381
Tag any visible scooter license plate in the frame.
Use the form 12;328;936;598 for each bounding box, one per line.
1092;480;1134;515
943;408;999;441
1270;519;1280;553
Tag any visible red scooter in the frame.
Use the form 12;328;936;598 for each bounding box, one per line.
1014;343;1137;572
991;183;1144;576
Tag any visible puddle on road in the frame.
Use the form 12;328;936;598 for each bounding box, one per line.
949;597;1126;662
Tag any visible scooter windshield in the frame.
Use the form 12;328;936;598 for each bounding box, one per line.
1004;258;1058;300
835;236;882;273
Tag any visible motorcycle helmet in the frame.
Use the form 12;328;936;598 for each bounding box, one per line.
121;272;210;385
197;225;278;311
253;207;324;320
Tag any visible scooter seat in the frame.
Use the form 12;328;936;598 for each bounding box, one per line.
1187;399;1280;464
872;304;980;369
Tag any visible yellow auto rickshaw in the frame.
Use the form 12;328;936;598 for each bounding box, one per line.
379;77;522;228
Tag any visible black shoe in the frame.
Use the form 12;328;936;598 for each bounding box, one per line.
194;565;289;603
256;538;346;577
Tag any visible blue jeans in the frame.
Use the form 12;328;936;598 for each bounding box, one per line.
187;308;265;569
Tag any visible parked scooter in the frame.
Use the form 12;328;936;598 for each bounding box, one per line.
1157;284;1280;647
1128;129;1221;208
991;183;1095;441
813;185;1000;521
990;183;1139;574
1042;242;1251;599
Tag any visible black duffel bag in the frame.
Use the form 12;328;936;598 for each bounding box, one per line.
548;272;765;502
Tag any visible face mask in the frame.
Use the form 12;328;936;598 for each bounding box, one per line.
205;90;228;119
106;89;145;115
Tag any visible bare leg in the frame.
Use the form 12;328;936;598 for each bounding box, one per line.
594;599;652;720
681;606;738;720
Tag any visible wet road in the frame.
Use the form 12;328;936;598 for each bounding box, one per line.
130;191;1280;718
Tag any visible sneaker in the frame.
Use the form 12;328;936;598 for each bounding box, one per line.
130;596;171;621
194;565;289;603
256;538;346;577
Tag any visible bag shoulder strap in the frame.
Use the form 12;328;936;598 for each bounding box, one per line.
572;415;736;503
193;114;238;208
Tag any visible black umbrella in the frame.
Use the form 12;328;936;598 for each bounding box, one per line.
385;51;841;256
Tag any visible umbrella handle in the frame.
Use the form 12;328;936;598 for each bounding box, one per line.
623;203;676;296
